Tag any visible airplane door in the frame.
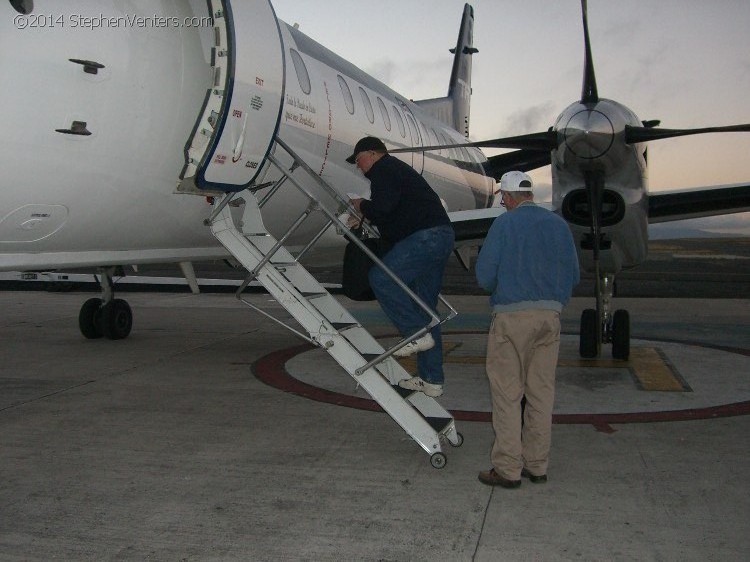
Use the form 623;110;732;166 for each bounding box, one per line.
401;104;424;174
183;0;285;192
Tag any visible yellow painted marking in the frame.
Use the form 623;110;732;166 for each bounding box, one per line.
398;341;688;392
558;347;686;391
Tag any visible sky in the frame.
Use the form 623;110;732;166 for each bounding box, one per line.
270;0;750;236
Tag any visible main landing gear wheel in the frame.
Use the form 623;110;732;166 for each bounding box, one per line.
79;297;104;339
430;452;447;469
78;267;134;340
448;432;464;447
101;299;133;340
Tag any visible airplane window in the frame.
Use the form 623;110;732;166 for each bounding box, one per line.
377;97;391;131
359;87;374;124
289;49;311;95
429;129;440;154
338;75;354;115
405;114;421;144
392;106;406;138
9;0;33;13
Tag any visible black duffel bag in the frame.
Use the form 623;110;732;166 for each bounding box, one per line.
341;228;389;301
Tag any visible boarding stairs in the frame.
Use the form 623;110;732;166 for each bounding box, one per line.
202;137;462;468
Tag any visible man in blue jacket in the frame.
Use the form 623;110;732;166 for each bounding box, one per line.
347;136;454;398
475;171;580;488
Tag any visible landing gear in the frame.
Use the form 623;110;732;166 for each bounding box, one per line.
78;267;133;340
578;273;630;360
101;299;133;340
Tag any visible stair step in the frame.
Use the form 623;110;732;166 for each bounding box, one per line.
392;383;413;398
301;292;328;299
331;322;359;331
425;416;453;434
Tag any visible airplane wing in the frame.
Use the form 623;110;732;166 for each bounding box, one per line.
447;208;502;269
449;208;503;243
648;183;750;223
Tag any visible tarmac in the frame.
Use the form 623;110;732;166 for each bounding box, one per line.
1;288;749;561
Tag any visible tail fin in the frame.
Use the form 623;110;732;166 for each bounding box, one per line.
414;4;477;137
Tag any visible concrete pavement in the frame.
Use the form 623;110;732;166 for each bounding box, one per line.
1;291;748;560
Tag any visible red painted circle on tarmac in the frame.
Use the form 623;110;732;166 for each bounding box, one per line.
252;335;750;428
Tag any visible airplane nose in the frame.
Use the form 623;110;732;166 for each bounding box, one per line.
562;109;614;159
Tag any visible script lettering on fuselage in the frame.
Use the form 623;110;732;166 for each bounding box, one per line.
285;94;317;129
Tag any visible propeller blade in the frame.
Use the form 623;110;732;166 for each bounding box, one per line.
483;150;552;181
625;123;750;144
580;0;599;104
388;130;557;154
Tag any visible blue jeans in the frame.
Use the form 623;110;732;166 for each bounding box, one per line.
368;225;455;384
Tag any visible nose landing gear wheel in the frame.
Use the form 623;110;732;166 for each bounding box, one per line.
612;309;630;360
579;308;598;358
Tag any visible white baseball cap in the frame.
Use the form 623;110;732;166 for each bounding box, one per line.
499;171;533;192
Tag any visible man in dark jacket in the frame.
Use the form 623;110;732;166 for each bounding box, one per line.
347;136;454;397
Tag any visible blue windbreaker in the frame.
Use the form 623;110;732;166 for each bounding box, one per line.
475;203;580;312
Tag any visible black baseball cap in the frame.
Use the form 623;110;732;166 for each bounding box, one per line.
346;136;387;163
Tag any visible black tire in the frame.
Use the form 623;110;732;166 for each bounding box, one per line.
101;299;133;340
79;298;104;339
430;452;447;469
612;309;630;360
579;308;598;358
448;432;464;447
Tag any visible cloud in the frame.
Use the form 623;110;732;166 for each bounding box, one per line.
500;102;558;136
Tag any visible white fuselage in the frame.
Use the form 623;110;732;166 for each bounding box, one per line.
0;0;492;272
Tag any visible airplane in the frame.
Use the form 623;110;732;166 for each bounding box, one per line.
0;0;492;342
391;0;750;359
1;0;748;363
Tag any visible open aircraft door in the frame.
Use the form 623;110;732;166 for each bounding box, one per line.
181;0;285;192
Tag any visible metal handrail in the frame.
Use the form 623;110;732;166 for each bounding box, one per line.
266;138;456;374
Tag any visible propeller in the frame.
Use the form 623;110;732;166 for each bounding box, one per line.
483;149;552;181
580;0;604;354
626;123;750;144
580;0;598;104
388;130;556;154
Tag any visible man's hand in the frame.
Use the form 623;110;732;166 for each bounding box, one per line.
347;197;366;228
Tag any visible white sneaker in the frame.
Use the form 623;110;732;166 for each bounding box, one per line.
393;333;435;357
398;376;443;397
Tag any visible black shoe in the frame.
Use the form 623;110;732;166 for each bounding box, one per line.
478;468;521;488
521;468;548;484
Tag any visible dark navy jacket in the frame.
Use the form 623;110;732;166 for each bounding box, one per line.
360;154;451;245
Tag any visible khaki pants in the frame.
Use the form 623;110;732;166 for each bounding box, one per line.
486;309;561;479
